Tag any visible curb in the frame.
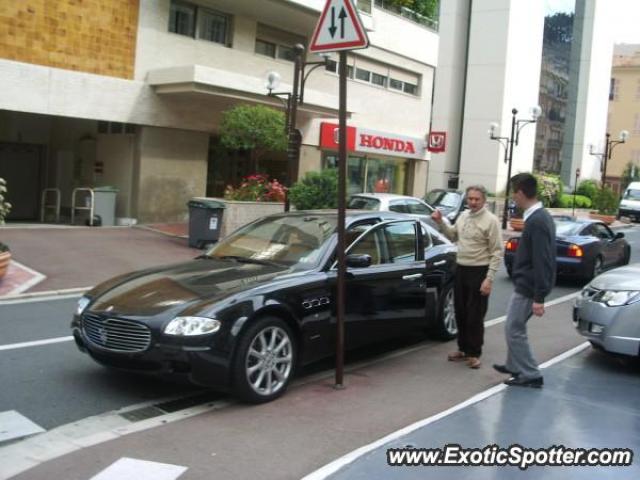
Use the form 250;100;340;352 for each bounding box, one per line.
133;224;189;240
0;286;90;304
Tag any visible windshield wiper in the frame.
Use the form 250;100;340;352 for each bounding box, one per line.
215;255;283;267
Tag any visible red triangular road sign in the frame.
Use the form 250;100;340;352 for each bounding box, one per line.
309;0;369;53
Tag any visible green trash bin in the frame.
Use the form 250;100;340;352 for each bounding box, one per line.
187;199;226;248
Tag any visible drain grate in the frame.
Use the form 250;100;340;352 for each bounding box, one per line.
120;406;166;422
119;391;224;423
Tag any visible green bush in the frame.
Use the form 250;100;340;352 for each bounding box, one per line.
576;179;599;201
557;194;592;209
593;187;618;215
288;169;338;210
534;173;564;207
0;177;12;225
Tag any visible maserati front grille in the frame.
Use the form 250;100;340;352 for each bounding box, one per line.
83;314;151;352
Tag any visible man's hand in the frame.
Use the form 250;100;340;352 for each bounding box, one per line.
431;209;443;224
532;302;545;317
479;278;492;296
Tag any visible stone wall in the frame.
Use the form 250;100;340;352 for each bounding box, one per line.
0;0;139;79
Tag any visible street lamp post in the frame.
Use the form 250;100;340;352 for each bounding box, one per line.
266;44;329;211
588;130;629;190
489;106;542;230
572;167;580;218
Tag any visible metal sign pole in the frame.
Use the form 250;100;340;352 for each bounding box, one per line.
335;49;347;388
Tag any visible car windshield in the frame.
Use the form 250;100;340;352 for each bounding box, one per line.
206;215;337;268
555;221;584;236
426;191;461;208
623;189;640;200
347;196;381;210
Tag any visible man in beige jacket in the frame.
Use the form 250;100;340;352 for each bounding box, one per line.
431;185;502;369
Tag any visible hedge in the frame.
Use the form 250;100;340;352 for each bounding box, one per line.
556;194;592;209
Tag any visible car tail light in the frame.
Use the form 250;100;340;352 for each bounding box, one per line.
568;244;583;257
505;239;519;251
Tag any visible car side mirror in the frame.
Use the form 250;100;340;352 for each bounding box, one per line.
346;254;372;268
613;232;625;240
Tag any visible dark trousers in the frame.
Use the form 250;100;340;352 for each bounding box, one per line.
454;265;489;357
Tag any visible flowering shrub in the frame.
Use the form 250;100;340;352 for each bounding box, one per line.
0;177;12;225
223;174;286;202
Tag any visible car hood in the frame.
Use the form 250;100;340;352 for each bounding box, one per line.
87;258;290;317
591;265;640;291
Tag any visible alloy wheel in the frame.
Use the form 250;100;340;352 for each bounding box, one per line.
442;289;457;335
245;326;293;397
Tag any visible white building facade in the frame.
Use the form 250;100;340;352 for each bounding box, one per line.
0;0;438;224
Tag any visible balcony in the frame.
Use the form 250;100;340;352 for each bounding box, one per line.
358;0;438;30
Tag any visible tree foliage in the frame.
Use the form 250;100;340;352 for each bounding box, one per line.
386;0;438;19
544;12;574;44
288;169;338;210
219;104;287;172
621;162;640;191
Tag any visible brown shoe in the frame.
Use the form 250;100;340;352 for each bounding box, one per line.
466;357;481;369
447;351;466;362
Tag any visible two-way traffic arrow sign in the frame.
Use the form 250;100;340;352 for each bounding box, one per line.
309;0;369;53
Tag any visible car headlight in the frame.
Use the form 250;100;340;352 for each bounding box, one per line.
164;316;221;336
76;296;91;316
593;290;640;307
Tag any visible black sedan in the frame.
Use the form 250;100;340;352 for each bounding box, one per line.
504;219;631;280
72;211;457;403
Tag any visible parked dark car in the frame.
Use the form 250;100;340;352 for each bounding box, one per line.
425;189;466;224
504;219;631;280
72;211;457;403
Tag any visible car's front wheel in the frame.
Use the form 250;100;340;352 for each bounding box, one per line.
232;316;297;403
622;246;631;265
430;286;457;340
588;255;604;280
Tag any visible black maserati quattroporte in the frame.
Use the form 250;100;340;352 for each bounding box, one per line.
72;211;457;403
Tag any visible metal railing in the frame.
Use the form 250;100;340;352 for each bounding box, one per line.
40;188;61;223
71;187;95;226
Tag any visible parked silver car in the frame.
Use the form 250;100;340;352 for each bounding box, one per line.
573;265;640;357
347;193;435;215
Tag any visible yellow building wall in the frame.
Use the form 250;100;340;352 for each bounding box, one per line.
0;0;139;79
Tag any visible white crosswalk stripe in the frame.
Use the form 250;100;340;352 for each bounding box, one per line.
89;457;187;480
0;410;45;443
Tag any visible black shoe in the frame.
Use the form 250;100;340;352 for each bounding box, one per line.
493;364;518;376
504;376;543;388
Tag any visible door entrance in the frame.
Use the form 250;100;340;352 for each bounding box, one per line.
0;143;44;221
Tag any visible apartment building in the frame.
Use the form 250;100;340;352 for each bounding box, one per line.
605;44;640;194
0;0;438;223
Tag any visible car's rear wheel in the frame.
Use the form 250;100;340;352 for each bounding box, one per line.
622;246;631;265
232;316;296;404
430;286;457;340
589;255;604;280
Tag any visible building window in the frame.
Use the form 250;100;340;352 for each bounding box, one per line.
389;78;403;91
168;1;231;46
371;72;387;87
255;39;277;58
357;0;372;14
609;77;619;101
278;45;296;62
355;68;371;82
169;0;196;37
199;8;230;45
403;82;417;95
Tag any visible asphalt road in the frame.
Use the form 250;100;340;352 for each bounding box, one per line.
0;226;638;435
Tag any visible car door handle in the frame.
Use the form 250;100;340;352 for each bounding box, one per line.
433;260;447;266
402;273;423;281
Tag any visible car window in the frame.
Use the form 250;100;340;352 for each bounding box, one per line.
420;223;434;249
591;224;612;240
347;196;380;210
407;199;432;214
556;221;584;236
388;201;409;213
623;188;640;200
347;228;384;265
383;221;417;263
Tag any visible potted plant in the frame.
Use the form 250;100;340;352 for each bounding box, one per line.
589;186;618;225
0;178;13;279
0;242;10;279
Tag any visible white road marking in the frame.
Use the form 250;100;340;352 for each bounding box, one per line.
301;341;591;480
0;411;45;443
2;260;47;296
90;458;187;480
485;291;580;328
0;336;73;352
0;288;87;305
